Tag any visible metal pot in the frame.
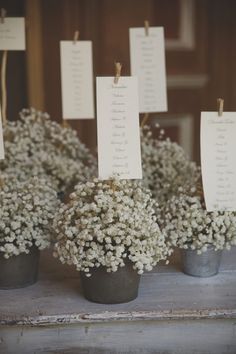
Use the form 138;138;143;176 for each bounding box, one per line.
182;245;222;277
80;261;141;304
0;245;40;289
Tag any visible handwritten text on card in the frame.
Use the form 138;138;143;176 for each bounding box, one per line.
60;41;94;119
129;27;167;113
96;77;142;180
0;18;25;50
201;112;236;211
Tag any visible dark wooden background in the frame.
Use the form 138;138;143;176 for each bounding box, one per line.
1;0;236;162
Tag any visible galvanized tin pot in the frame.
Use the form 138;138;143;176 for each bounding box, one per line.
182;245;222;277
80;261;141;304
0;246;40;289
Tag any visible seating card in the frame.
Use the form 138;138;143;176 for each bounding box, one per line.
0;111;4;160
60;41;94;119
201;112;236;211
96;76;142;180
129;27;167;113
0;18;25;50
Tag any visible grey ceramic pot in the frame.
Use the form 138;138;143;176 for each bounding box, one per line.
182;245;222;277
0;245;40;289
80;261;141;304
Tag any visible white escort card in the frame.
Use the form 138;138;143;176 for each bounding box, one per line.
201;112;236;211
129;27;167;113
0;110;4;160
0;18;25;50
96;76;142;180
60;41;94;119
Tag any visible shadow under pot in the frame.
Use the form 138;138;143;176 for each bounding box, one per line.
182;245;222;277
0;245;40;289
80;261;141;304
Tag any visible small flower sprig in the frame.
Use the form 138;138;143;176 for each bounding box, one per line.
141;125;200;205
0;175;60;258
53;177;171;276
160;186;236;253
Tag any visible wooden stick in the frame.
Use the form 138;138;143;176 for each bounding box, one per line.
217;98;224;117
1;50;8;125
141;113;150;128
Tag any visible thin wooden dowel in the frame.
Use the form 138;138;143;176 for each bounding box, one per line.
1;50;8;125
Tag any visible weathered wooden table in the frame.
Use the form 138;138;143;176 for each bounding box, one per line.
0;247;235;354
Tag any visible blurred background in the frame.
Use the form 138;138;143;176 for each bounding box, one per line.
1;0;236;163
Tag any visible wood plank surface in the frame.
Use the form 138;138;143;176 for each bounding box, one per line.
0;248;235;326
0;247;235;353
0;318;236;354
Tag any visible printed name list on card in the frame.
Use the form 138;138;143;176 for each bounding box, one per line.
60;41;94;119
201;112;236;211
0;18;25;50
129;27;167;113
96;76;142;180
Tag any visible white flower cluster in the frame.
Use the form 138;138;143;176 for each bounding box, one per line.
0;108;97;192
53;177;171;276
141;125;200;205
160;190;236;253
0;176;60;258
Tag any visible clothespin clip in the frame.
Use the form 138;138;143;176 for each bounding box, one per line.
62;120;69;128
217;98;224;117
141;113;150;128
0;8;6;24
73;30;79;44
114;62;122;84
144;20;149;36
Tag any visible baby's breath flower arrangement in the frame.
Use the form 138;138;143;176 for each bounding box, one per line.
0;108;97;191
0;176;60;259
141;125;200;205
53;177;171;276
160;187;236;254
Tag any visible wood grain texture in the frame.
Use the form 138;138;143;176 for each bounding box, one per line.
0;319;235;354
25;0;45;111
0;0;27;121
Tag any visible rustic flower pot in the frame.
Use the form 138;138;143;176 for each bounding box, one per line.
80;261;141;304
182;245;222;277
0;245;40;289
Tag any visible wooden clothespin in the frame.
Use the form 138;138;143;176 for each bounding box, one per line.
141;113;150;128
144;20;149;36
108;179;116;192
73;30;79;44
0;8;6;24
217;98;224;117
62;120;69;128
114;62;122;84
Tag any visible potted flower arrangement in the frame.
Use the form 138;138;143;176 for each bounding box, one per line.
53;177;171;304
141;125;200;205
0;175;60;289
0;108;97;195
160;185;236;277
